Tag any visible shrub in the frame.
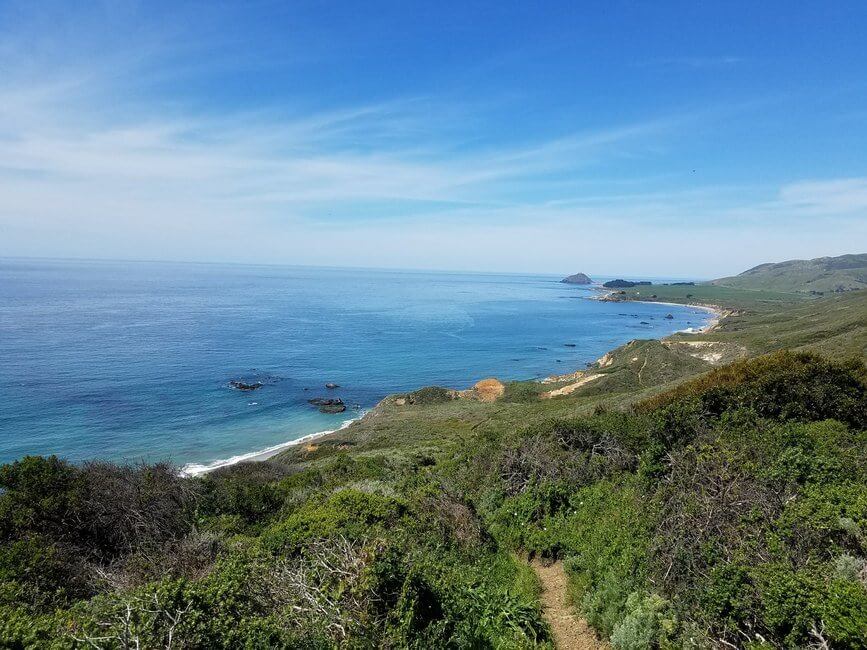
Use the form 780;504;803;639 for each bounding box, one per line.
262;489;405;553
502;381;544;402
820;578;867;648
640;351;867;429
610;592;677;650
404;386;456;405
0;456;83;542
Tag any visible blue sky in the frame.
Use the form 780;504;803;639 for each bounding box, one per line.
0;1;865;277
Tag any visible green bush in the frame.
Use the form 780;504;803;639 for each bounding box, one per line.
820;578;867;648
262;489;405;552
404;386;456;405
610;592;677;650
641;351;866;428
502;381;544;402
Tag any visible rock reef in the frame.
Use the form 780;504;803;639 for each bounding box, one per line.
308;397;346;413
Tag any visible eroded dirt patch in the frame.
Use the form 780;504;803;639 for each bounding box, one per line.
467;378;505;402
531;560;609;650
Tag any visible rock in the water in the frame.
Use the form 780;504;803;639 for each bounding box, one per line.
308;397;336;406
325;382;340;389
560;272;592;285
229;380;263;391
665;313;674;319
308;397;346;413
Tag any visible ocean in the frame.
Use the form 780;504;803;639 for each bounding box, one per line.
0;259;711;471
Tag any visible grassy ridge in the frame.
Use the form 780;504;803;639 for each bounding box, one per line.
611;282;809;310
711;253;867;294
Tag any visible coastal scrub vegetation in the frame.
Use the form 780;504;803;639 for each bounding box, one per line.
1;350;865;648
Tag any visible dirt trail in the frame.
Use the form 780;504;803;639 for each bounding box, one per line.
531;560;609;650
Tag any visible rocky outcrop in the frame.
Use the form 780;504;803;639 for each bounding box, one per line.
308;397;346;413
560;273;592;285
229;380;264;391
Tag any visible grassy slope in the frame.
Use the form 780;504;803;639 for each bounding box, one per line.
274;290;867;470
611;282;808;311
681;288;867;358
711;252;867;294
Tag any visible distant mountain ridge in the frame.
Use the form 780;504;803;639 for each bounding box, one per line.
712;253;867;294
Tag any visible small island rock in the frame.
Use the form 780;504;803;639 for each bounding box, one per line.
560;272;592;285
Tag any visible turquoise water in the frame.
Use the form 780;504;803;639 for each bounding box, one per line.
0;259;709;469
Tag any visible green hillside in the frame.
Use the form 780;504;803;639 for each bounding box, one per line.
1;288;866;648
711;252;867;294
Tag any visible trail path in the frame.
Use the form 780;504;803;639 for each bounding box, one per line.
531;560;609;650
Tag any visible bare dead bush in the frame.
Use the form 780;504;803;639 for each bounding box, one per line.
500;434;568;495
650;442;781;593
265;536;385;641
92;530;221;593
71;591;193;650
80;461;201;558
423;491;488;548
500;424;637;496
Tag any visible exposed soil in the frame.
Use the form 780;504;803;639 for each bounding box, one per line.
541;373;602;398
531;560;609;650
469;378;505;402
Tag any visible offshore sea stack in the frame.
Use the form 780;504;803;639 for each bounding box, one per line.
560;272;592;284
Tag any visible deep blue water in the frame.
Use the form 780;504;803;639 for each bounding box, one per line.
0;259;709;470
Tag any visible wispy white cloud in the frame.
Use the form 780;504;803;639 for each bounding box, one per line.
779;177;867;214
0;2;864;277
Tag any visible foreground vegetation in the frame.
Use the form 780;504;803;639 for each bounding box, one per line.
2;289;866;648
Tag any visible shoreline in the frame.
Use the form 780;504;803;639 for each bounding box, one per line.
643;301;725;333
590;287;725;334
182;298;720;476
180;416;360;476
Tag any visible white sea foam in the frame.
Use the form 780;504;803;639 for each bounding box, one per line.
180;416;360;477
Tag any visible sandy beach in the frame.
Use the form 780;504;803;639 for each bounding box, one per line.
180;416;360;476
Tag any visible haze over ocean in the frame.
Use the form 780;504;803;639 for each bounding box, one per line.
0;259;709;469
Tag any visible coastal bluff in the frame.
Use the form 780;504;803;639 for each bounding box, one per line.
560;272;592;284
